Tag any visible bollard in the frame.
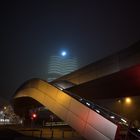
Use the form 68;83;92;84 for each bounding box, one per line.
62;129;64;139
40;130;42;138
51;129;54;139
71;129;74;137
32;130;34;137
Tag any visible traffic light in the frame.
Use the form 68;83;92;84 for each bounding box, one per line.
31;113;37;120
32;113;37;118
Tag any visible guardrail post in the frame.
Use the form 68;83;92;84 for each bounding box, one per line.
32;130;34;137
51;129;54;139
40;129;42;138
62;129;64;139
71;129;74;137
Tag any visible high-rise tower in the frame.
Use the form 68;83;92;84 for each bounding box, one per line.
47;53;78;82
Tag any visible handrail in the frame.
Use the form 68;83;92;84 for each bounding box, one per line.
52;83;140;139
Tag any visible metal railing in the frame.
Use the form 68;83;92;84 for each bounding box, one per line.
53;83;140;139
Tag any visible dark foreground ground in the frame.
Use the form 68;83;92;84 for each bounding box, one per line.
0;128;45;140
0;127;85;140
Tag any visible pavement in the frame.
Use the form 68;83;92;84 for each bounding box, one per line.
0;127;85;140
0;128;46;140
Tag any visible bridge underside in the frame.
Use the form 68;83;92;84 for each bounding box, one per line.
68;64;140;100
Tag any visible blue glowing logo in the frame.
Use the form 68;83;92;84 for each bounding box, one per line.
61;51;67;56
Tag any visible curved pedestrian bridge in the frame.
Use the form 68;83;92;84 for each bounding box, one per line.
13;79;118;140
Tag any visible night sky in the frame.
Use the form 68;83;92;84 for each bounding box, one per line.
0;0;140;100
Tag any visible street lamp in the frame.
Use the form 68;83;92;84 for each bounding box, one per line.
4;106;6;110
125;97;132;105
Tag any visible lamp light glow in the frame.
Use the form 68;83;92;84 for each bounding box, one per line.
61;51;67;56
125;97;132;104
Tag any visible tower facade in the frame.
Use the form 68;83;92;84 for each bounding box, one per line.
47;55;78;82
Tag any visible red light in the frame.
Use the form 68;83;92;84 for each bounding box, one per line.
32;113;37;118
